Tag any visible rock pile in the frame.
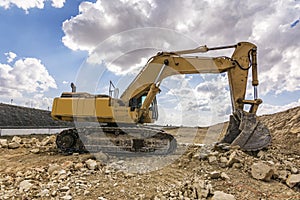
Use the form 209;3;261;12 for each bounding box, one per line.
197;144;300;190
0;135;56;153
0;154;105;199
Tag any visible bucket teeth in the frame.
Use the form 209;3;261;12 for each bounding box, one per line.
220;110;271;151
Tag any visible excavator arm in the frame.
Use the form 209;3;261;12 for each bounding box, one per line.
121;42;271;150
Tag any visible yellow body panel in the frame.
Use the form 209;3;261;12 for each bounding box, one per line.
51;96;113;122
51;94;152;124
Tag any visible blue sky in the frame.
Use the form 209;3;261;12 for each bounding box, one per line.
0;0;299;126
0;0;90;96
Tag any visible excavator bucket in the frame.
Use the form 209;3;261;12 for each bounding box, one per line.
220;110;271;151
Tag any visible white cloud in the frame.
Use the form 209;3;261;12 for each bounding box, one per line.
0;56;57;109
51;0;65;8
0;0;66;12
5;52;17;63
0;0;44;12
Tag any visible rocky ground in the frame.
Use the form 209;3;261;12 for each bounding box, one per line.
0;106;299;200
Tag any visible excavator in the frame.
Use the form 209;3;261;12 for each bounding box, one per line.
51;42;271;154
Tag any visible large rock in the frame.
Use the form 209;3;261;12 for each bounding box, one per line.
85;159;98;170
0;139;8;148
8;142;20;149
11;136;22;144
19;180;33;193
41;135;56;146
286;174;300;188
94;152;109;162
48;163;61;175
251;161;274;182
212;191;235;200
209;171;221;179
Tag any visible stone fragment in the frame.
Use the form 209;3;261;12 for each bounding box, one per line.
61;195;72;200
221;172;230;180
208;156;217;164
61;161;74;169
85;159;98;170
226;151;240;167
286;174;300;188
11;136;22;144
41;136;55;146
19;180;33;192
74;162;84;170
16;171;23;177
39;189;50;197
60;186;70;192
212;191;235;200
291;167;298;174
277;170;289;181
0;139;8;148
219;157;228;163
199;152;209;160
8;142;20;149
48;163;61;175
251;161;274;182
94;152;109;162
30;148;40;154
209;171;221;179
30;137;39;145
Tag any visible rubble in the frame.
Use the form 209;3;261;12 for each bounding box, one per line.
251;161;274;182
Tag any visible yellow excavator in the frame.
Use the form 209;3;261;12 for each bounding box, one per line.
51;42;271;154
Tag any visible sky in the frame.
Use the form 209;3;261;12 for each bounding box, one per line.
0;0;299;126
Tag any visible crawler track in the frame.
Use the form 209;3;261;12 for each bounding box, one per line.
56;125;177;155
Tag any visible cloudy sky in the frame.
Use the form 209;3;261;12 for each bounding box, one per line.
0;0;299;126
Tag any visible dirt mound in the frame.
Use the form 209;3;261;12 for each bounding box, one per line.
0;103;73;127
260;106;300;155
0;106;299;199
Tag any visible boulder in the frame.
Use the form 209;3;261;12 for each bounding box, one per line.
208;156;217;164
251;161;274;182
8;142;20;149
11;136;22;144
94;152;109;162
30;148;40;154
19;180;33;193
0;139;8;148
209;171;221;179
85;159;98;170
286;174;300;188
48;163;61;175
212;191;235;200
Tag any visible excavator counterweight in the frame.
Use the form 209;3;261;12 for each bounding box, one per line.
51;42;271;154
